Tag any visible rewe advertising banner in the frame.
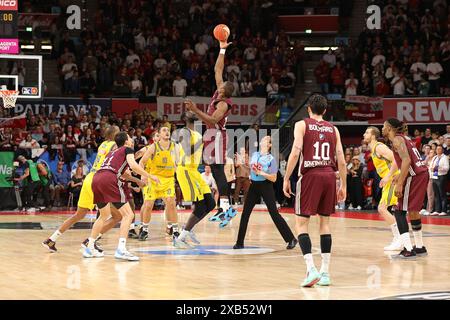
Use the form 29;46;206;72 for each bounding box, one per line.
382;97;450;124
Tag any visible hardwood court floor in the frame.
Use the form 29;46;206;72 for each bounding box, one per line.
0;209;449;300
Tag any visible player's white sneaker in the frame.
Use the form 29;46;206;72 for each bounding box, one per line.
384;237;403;251
419;209;426;215
430;211;440;216
421;210;430;216
173;237;193;249
187;231;201;245
83;247;104;258
348;205;355;210
439;212;447;216
356;206;362;210
115;249;139;261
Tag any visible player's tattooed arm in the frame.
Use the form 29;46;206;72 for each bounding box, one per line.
392;136;410;188
283;121;305;197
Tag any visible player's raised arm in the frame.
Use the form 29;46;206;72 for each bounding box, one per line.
334;126;347;202
215;41;232;89
283;120;305;197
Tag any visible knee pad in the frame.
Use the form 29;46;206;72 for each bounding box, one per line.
410;219;422;231
203;193;216;213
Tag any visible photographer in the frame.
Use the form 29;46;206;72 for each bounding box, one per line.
37;161;53;211
14;155;42;212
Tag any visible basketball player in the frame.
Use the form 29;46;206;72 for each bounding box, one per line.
42;125;121;252
83;132;158;261
283;94;347;287
174;111;216;248
137;126;181;245
184;38;238;227
382;119;428;259
363;127;402;251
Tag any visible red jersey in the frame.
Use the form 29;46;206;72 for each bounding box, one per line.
203;90;232;164
299;118;337;176
98;146;134;176
393;134;427;177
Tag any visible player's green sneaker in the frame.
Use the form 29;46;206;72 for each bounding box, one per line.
301;267;321;287
317;272;331;286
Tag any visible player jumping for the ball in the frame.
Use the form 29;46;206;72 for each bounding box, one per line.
184;38;237;228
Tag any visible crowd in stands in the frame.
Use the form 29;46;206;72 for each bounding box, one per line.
315;0;450;97
55;0;301;100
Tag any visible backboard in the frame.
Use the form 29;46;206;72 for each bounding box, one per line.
0;54;43;101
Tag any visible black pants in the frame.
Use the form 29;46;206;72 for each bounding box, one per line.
23;181;40;208
210;164;229;197
349;177;364;207
432;176;448;213
40;183;51;207
236;180;295;245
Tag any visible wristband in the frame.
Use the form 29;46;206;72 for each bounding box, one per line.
219;48;226;55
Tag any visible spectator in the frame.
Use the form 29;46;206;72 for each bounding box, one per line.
323;49;336;68
130;74;143;97
422;149;436;215
82;49;98;82
444;137;450;155
410;56;427;89
391;71;406;96
172;74;188;97
133;128;147;152
37;161;52;210
348;156;364;210
68;166;84;205
194;36;209;57
201;165;219;207
14;155;41;212
314;59;330;94
52;161;71;207
80;72;96;96
278;69;294;98
18;133;40;159
429;145;449;215
240;76;253;97
61;56;78;94
125;48;140;67
375;77;391;96
224;156;236;203
359;76;372;96
443;124;450;139
266;76;279;98
331;61;346;94
114;67;130;95
418;74;431;96
427;55;443;94
345;72;359;96
371;48;386;68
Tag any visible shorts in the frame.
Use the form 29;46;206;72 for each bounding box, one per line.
92;170;127;204
397;172;429;212
142;176;175;201
77;172;95;210
176;166;211;202
379;179;398;207
295;169;336;217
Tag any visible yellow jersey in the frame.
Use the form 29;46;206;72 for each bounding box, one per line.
90;140;116;173
371;142;398;179
149;141;176;177
142;145;154;173
179;128;203;169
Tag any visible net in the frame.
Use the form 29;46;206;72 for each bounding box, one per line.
0;89;19;109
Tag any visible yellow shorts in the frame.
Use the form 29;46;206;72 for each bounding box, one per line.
142;176;175;201
176;166;211;202
380;179;398;207
77;172;95;210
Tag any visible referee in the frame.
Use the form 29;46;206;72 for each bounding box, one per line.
233;136;298;250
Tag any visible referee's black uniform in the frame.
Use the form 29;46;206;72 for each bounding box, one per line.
234;150;297;249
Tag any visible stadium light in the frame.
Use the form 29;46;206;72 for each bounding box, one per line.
26;27;33;32
305;29;312;34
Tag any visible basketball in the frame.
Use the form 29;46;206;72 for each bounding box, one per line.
213;24;230;42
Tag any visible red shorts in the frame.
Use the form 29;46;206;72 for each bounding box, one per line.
295;168;336;217
203;129;228;165
397;172;429;212
121;181;133;201
92;170;127;204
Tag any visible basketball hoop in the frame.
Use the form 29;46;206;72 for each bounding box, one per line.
0;89;19;109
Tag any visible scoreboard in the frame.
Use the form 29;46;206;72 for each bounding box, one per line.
0;0;18;54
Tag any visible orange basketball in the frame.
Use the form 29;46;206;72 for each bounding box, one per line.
213;24;230;42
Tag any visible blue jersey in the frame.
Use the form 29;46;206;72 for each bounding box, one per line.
250;151;278;182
